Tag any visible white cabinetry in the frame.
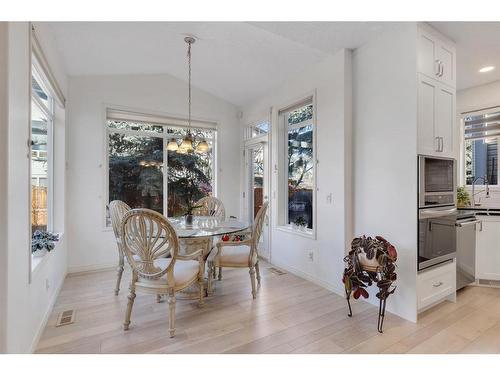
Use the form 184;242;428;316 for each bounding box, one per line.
476;216;500;281
417;24;456;159
417;260;456;312
417;25;456;88
417;74;456;158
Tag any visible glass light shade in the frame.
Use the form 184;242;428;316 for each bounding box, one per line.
178;134;194;154
166;138;179;151
195;139;210;153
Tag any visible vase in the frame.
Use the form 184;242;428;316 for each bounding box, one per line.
185;214;193;225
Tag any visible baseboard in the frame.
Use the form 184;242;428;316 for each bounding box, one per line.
68;262;116;276
270;259;345;297
29;270;67;353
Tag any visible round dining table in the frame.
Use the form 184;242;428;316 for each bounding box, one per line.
167;216;250;298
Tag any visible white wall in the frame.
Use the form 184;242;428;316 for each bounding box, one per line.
0;22;8;353
241;49;353;295
457;79;500;114
4;22;68;353
66;74;240;273
353;23;418;322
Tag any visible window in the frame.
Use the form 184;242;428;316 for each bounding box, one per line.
31;67;54;233
280;100;315;230
244;120;270;140
464;108;500;185
106;112;216;225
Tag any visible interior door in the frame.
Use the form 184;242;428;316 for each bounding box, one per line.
244;141;270;260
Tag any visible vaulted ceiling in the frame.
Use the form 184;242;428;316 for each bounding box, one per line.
44;22;500;106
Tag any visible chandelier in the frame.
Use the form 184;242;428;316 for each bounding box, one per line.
166;36;209;154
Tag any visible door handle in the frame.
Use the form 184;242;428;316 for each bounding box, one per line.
435;136;440;152
440;62;444;77
433;281;443;288
456;220;481;227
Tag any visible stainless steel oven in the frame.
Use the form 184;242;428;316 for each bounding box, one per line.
418;206;457;271
418;155;456;208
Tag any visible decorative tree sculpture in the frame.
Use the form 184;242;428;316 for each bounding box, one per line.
342;235;397;333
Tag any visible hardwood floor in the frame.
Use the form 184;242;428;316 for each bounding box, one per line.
35;263;500;354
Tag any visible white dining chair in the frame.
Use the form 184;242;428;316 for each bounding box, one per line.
207;202;268;299
109;200;132;296
121;208;205;337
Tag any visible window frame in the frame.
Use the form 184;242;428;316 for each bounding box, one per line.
103;106;218;229
30;63;55;235
277;95;317;239
461;108;500;188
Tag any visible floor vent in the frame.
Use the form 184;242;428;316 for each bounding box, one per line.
268;267;286;276
56;309;76;327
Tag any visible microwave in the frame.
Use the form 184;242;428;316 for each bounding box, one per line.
418;155;456;208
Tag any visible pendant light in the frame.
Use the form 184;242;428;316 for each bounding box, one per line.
166;138;179;151
177;36;196;154
166;36;209;154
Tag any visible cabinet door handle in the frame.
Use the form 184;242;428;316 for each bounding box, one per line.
440;62;444;77
435;59;441;76
435;137;440;152
440;137;444;152
433;281;443;288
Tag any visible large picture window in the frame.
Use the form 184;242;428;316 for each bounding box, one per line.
280;101;315;230
31;67;54;233
106;112;216;225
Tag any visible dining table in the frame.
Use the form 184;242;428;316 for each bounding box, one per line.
167;215;250;298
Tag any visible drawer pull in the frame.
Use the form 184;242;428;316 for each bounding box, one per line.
433;281;443;288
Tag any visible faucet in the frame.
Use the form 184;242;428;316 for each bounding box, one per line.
471;175;490;206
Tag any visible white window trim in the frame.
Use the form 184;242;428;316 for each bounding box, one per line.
102;105;219;230
276;93;317;240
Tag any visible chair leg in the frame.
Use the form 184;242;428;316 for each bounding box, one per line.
123;275;137;331
114;252;125;296
249;267;257;299
168;289;176;338
255;261;261;286
218;267;222;281
207;263;214;296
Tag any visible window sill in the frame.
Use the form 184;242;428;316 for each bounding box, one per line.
31;232;64;273
276;225;316;240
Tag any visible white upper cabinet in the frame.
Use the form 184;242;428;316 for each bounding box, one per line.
417;74;456;158
417;24;457;158
418;25;456;89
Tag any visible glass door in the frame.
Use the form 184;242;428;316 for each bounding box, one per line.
244;141;269;259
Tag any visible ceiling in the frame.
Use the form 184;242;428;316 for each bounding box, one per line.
45;22;500;106
44;22;401;106
431;22;500;90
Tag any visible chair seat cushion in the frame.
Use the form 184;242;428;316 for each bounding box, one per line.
138;258;199;288
217;245;255;266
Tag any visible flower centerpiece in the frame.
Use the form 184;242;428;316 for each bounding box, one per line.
31;230;59;257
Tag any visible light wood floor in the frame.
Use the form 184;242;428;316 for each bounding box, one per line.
36;263;500;354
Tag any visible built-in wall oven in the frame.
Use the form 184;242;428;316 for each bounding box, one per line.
418;155;457;271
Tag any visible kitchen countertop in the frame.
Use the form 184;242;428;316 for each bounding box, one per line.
459;206;500;215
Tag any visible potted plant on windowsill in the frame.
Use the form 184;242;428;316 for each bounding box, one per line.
292;216;308;231
31;230;59;257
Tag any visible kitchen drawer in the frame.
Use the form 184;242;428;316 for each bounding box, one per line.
417;261;456;311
